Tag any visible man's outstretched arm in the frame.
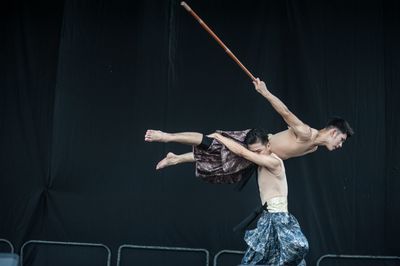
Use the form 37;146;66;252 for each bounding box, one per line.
208;133;281;173
253;78;312;140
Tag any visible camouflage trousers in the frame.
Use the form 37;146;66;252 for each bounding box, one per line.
241;211;309;265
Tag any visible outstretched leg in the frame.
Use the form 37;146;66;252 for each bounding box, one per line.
156;152;194;170
145;129;213;170
145;130;203;146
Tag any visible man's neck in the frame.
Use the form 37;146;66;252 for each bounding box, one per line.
314;129;330;146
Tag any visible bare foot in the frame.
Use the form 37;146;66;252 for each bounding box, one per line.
156;152;179;170
145;129;169;142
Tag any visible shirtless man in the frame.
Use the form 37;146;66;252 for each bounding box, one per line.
209;129;309;265
145;78;354;170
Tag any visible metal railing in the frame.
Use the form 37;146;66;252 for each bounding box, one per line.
0;239;14;253
213;249;245;266
117;244;210;266
317;254;400;265
20;240;111;266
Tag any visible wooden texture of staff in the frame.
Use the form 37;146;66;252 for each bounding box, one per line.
181;1;256;82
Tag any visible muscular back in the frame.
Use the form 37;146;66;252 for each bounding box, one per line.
268;128;318;160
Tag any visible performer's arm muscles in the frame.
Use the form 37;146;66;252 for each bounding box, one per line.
209;133;281;171
253;78;311;140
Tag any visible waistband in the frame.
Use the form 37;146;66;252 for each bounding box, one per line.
265;196;288;213
233;197;288;232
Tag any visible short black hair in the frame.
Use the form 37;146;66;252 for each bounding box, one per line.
326;117;354;137
244;128;270;145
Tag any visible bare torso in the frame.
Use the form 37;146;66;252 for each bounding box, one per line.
268;128;319;160
258;153;288;205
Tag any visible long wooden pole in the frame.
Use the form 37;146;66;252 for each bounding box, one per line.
181;1;256;82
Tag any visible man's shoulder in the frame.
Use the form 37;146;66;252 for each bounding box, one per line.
267;153;284;171
270;153;284;163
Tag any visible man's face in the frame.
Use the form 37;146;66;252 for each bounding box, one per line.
327;129;347;151
248;141;269;154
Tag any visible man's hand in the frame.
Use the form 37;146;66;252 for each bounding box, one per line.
253;78;269;95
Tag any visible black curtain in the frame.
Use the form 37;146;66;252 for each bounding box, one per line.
1;0;399;265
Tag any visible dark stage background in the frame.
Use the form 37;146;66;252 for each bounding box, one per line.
1;0;399;265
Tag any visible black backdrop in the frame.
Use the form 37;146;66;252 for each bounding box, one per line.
1;0;399;265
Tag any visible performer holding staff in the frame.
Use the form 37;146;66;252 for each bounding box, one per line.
145;3;354;265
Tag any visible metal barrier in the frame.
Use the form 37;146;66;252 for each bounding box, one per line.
0;239;14;253
0;238;18;266
317;254;400;265
117;244;210;266
213;249;245;266
20;240;111;266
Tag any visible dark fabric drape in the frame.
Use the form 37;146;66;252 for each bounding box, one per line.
1;0;64;246
1;0;399;265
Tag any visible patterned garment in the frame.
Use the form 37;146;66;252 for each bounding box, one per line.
241;211;309;265
193;129;254;184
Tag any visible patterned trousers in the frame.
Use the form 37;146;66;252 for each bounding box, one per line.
241;211;309;265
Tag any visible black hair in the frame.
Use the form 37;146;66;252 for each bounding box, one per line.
244;128;270;145
326;117;354;137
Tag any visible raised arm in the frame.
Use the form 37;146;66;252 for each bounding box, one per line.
209;133;281;173
253;78;312;140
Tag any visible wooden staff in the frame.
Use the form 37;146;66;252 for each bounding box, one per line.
181;1;256;82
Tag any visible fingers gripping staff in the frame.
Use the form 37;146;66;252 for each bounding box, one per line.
180;1;257;82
